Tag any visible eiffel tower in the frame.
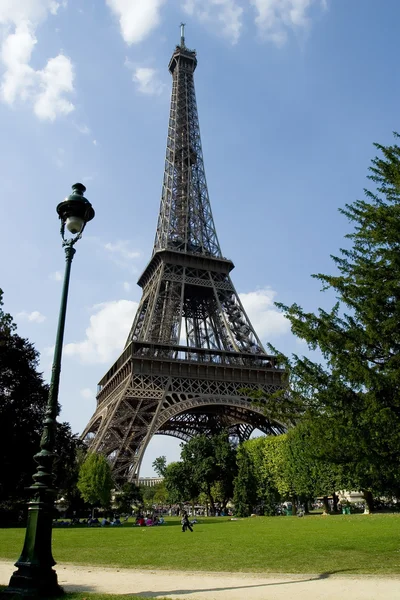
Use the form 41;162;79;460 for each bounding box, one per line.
82;26;286;481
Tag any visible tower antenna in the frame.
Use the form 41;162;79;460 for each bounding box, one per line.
180;22;185;48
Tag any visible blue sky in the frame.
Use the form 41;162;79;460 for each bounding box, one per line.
1;0;399;476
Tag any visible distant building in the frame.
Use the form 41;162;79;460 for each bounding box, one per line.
138;477;163;487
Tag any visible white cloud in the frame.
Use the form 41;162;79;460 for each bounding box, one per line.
132;66;164;96
123;281;132;292
80;387;94;400
17;310;46;323
0;21;36;104
75;122;90;135
0;0;74;120
49;1;68;16
33;54;74;120
105;240;140;261
50;270;62;281
106;0;166;45
239;288;290;339
0;1;57;24
92;139;97;146
183;0;243;44
250;0;326;45
64;300;138;364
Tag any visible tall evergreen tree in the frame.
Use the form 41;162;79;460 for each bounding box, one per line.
274;136;400;509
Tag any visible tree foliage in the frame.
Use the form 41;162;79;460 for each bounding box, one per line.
180;432;237;512
233;444;258;517
152;456;167;477
161;433;237;511
0;289;82;514
164;461;193;505
232;431;348;515
77;452;113;509
115;482;143;514
273;136;400;505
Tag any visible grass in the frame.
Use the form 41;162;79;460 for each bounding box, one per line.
0;515;400;575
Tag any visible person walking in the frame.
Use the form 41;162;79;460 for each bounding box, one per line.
181;511;193;532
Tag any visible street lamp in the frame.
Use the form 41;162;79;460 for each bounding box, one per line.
1;183;95;599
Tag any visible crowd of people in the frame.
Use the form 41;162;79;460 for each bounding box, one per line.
53;515;128;527
134;513;165;526
53;509;200;530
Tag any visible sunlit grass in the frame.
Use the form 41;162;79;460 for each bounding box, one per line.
1;515;400;575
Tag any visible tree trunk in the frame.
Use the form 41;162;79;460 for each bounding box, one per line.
322;496;330;515
363;490;374;514
304;500;310;515
332;492;339;513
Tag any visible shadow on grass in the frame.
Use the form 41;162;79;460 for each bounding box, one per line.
62;569;358;598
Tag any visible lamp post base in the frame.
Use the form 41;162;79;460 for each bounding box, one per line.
1;565;63;599
0;488;63;599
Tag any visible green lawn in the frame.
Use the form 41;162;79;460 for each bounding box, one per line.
0;515;400;575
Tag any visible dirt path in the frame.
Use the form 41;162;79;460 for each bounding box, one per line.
1;560;399;599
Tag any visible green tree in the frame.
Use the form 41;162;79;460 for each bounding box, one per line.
180;432;237;513
140;482;168;509
0;289;48;506
275;136;400;511
77;452;113;512
0;289;81;518
233;444;258;516
152;456;167;477
261;435;297;512
114;482;143;514
284;420;348;513
54;424;85;493
153;481;168;505
164;461;193;505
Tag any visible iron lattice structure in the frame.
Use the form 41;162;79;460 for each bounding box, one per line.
82;31;286;481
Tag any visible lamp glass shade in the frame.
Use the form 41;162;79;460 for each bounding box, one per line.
66;215;85;234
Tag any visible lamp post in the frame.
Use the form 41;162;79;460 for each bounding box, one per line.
2;183;95;599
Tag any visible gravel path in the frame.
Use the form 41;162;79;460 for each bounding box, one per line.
1;560;399;599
